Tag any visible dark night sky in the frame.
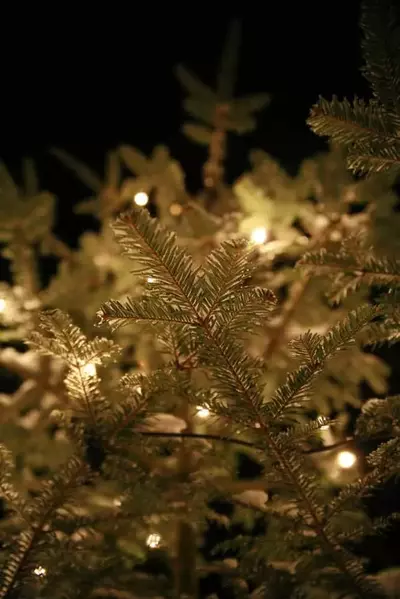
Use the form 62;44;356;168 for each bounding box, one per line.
1;1;367;199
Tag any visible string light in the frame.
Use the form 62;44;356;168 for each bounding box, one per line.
337;450;357;469
134;192;149;207
33;566;46;577
82;362;97;377
196;406;210;419
250;227;268;245
0;298;6;313
147;277;155;284
146;533;161;549
170;203;183;216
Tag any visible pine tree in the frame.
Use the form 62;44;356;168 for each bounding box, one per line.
1;2;400;598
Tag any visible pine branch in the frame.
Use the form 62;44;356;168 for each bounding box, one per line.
0;372;157;597
28;310;120;425
0;456;90;599
99;296;197;330
299;248;400;284
308;1;400;176
201;240;276;332
348;143;400;175
0;445;30;526
298;245;400;305
106;209;201;312
98;209;383;598
308;96;399;147
361;0;400;110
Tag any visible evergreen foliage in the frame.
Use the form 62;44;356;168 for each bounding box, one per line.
1;1;400;598
308;0;400;176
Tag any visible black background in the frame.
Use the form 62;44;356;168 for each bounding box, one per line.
1;1;367;203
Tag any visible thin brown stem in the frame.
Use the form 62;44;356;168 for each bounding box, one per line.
203;104;230;203
137;430;354;455
175;372;198;598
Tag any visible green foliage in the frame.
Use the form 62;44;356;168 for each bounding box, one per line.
308;0;400;176
360;0;400;111
96;209;388;598
0;202;394;598
2;6;400;598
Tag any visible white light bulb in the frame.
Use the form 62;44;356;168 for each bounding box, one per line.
147;277;155;284
33;565;46;577
337;450;357;469
134;192;149;207
0;298;6;313
82;362;97;377
196;406;210;419
250;227;268;245
146;533;161;549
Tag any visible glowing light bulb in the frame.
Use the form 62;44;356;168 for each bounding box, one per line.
196;406;210;419
33;565;46;577
0;298;6;313
337;450;357;469
82;362;97;377
250;227;268;245
170;203;183;216
146;533;161;549
147;277;155;284
134;192;149;207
